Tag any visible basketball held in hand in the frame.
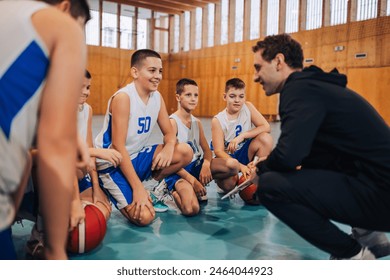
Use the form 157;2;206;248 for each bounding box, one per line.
237;176;261;206
67;201;107;254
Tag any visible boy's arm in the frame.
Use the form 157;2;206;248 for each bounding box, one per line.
154;95;176;170
70;177;85;231
198;120;213;185
111;93;153;213
243;101;271;137
34;8;86;260
86;106;111;209
211;117;231;159
227;102;271;154
176;168;207;197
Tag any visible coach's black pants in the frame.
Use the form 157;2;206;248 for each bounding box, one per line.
257;169;390;258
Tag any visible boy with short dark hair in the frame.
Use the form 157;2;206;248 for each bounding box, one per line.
95;49;192;226
211;78;273;194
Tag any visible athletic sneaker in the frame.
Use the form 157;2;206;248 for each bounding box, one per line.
161;191;180;213
330;247;376;260
151;180;168;201
25;225;45;260
149;192;168;213
216;185;225;194
351;228;390;258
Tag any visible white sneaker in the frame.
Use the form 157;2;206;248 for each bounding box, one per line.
216;185;225;194
143;178;160;192
149;192;168;213
151;180;168;201
330;247;376;260
161;192;180;213
350;247;376;260
352;228;390;258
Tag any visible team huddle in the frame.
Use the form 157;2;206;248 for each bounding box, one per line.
24;49;274;258
2;0;390;261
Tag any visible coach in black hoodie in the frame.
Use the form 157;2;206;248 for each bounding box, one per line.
251;34;390;259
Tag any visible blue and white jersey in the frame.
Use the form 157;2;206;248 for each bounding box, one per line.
0;1;49;231
77;103;90;142
170;113;202;163
214;103;252;152
95;82;161;170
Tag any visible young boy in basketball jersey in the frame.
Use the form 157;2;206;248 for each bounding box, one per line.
75;70;122;221
161;78;213;216
211;78;273;193
0;0;90;260
95;49;192;226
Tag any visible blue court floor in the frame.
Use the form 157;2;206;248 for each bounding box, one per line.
11;117;390;260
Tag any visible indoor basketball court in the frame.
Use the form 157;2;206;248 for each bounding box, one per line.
2;0;390;264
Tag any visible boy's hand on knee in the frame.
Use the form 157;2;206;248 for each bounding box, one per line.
152;147;174;170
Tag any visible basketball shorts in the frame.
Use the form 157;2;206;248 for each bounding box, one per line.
97;145;157;209
78;174;92;193
0;227;16;260
165;158;204;191
230;138;252;165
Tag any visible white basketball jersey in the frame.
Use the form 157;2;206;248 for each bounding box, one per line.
170;113;203;162
77;104;90;142
0;0;49;230
214;103;252;151
95;82;161;169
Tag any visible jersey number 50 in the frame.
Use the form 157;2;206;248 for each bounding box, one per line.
137;116;151;134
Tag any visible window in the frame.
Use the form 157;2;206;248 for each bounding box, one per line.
234;0;244;42
388;0;390;15
306;0;323;30
330;0;348;25
221;0;229;45
173;15;180;53
357;0;378;21
184;11;190;51
250;0;260;40
102;1;117;48
195;8;203;49
207;4;215;47
267;0;279;35
86;7;100;46
154;13;169;53
120;5;135;50
137;8;152;49
285;0;299;33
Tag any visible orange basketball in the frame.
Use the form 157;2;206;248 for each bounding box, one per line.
237;176;261;205
67;202;107;254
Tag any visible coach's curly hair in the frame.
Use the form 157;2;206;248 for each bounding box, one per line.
252;34;304;69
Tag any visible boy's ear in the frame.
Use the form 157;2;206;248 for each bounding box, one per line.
175;94;180;102
223;93;227;101
58;0;71;14
130;66;138;78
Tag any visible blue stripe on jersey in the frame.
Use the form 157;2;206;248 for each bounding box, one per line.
0;41;48;139
102;114;113;148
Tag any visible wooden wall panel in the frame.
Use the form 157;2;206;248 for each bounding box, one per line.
88;17;389;123
347;67;390;124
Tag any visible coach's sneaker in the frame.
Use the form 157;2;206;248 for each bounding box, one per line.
149;192;168;213
351;228;390;258
330;247;376;260
350;247;376;260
